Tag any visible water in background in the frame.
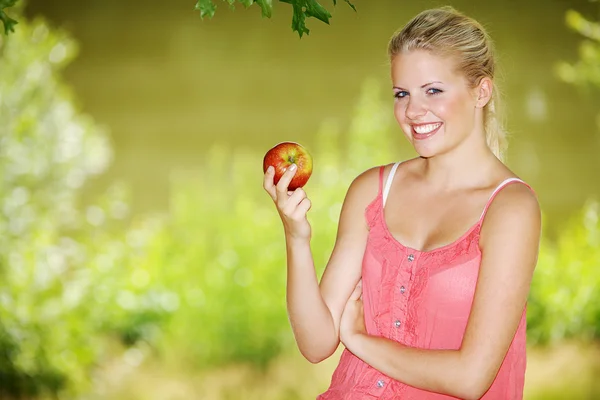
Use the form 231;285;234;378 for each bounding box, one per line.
24;0;600;234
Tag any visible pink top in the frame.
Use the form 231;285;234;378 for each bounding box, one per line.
318;163;531;400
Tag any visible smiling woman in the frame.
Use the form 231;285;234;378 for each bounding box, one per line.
263;6;541;400
390;49;495;160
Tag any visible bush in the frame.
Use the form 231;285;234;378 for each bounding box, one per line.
528;201;600;344
0;15;173;398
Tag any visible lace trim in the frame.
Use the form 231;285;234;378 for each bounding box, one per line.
364;191;482;347
365;191;481;261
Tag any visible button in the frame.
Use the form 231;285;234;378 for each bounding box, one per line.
376;379;385;388
407;254;415;262
394;320;401;328
400;285;406;294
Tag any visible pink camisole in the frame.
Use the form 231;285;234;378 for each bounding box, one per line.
317;162;531;399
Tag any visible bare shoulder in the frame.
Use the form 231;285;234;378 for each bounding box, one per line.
480;180;541;249
486;181;540;220
352;158;421;188
345;163;387;201
343;159;421;211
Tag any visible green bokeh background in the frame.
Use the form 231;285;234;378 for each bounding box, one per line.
0;0;598;398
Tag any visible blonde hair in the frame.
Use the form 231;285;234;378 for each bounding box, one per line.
388;6;507;159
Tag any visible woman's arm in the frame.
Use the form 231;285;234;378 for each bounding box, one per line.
264;163;383;363
340;183;541;399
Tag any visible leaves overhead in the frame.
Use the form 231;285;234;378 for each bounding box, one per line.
0;0;18;34
333;0;356;12
255;0;273;18
195;0;218;18
1;0;352;37
194;0;356;38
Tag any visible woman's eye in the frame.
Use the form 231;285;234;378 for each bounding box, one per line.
427;88;443;95
394;91;409;99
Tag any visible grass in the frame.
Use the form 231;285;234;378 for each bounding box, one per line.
90;341;600;400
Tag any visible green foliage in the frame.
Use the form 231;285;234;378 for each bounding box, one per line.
533;9;600;344
528;201;600;344
194;0;356;37
3;0;355;37
0;15;174;398
0;0;18;34
556;10;600;90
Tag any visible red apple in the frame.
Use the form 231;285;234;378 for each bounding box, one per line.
263;142;313;191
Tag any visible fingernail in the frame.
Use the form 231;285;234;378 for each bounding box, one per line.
267;166;274;173
290;164;297;170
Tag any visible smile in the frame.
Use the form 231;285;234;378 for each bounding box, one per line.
411;122;443;140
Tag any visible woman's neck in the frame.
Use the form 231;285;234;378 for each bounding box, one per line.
421;140;500;191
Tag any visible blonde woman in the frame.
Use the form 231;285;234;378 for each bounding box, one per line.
263;7;540;400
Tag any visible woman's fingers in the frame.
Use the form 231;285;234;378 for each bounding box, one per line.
276;164;297;203
282;187;307;217
293;197;312;219
264;164;311;225
263;166;277;201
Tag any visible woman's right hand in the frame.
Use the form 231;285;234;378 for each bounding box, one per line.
263;164;312;241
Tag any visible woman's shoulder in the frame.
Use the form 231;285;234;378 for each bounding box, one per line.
486;162;537;206
486;176;539;218
344;158;421;204
480;171;540;244
353;158;421;185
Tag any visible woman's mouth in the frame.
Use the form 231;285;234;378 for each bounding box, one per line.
411;122;443;140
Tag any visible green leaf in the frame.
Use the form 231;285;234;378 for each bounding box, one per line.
256;0;273;18
281;0;332;37
332;0;356;12
280;0;309;37
195;0;217;19
0;0;18;35
194;0;354;37
304;0;331;25
342;0;356;12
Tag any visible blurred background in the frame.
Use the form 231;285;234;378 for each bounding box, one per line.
0;0;598;398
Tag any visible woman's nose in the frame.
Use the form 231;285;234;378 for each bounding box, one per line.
405;98;427;120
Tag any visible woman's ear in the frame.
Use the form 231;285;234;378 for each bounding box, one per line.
476;77;493;108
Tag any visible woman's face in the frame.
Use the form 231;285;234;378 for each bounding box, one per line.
391;50;483;158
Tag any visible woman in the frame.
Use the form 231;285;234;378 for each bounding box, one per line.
263;7;540;400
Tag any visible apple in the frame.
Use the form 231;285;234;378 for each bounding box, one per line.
263;142;313;191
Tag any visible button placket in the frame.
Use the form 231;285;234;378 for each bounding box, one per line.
393;252;418;341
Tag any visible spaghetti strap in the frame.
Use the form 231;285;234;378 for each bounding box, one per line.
383;162;401;208
478;178;533;222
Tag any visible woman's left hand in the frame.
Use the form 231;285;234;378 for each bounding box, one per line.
340;279;367;348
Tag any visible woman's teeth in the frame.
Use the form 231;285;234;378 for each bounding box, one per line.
413;123;442;134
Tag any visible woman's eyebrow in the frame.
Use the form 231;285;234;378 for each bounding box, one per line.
392;81;443;91
421;81;443;88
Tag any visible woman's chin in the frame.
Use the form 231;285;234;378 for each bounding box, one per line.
408;132;446;158
412;144;439;158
